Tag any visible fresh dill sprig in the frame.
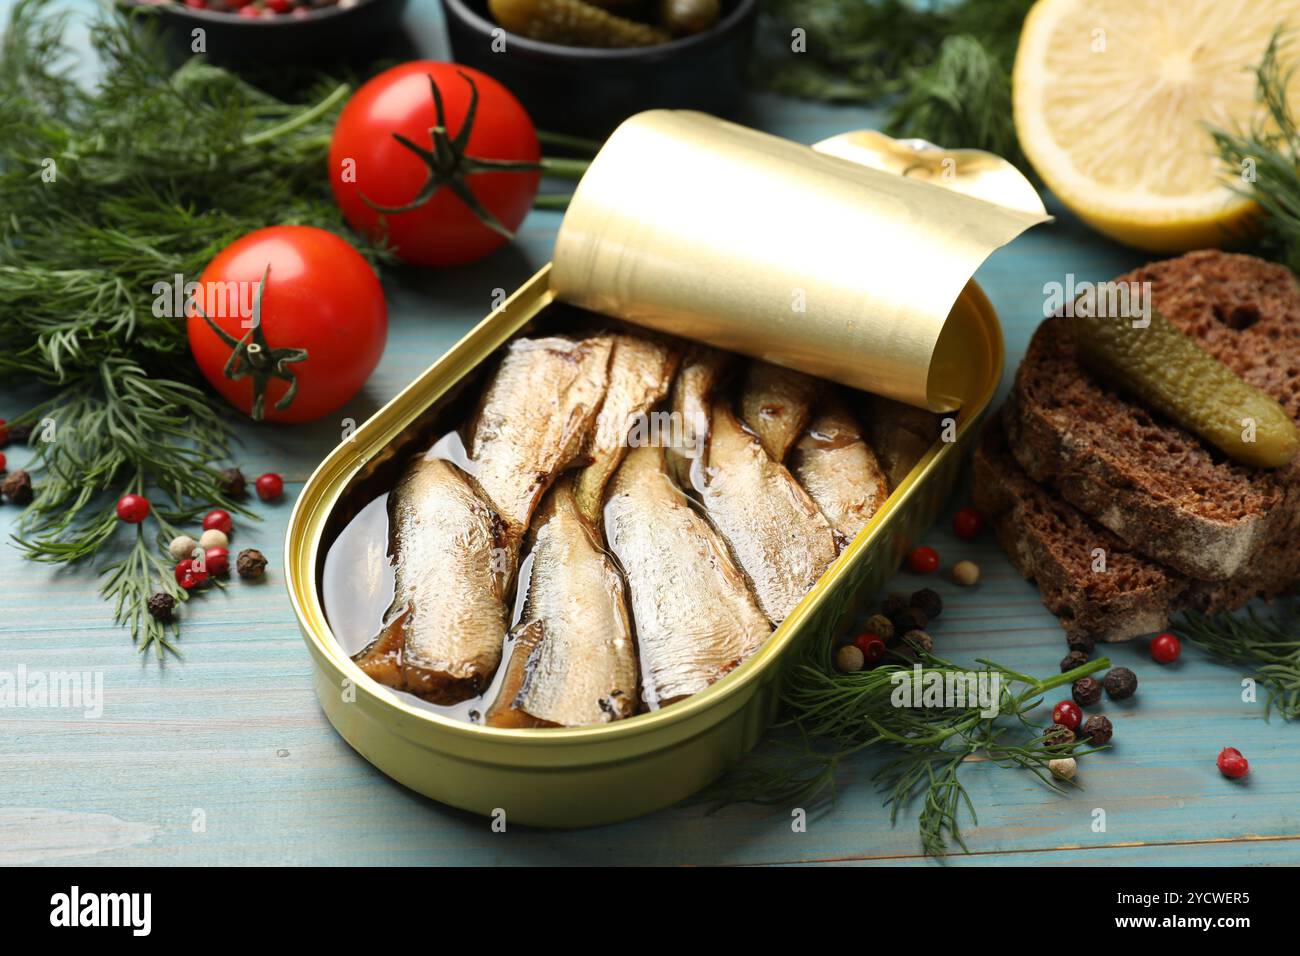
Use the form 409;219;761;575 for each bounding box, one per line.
1210;31;1300;273
701;629;1110;856
1177;598;1300;721
0;1;366;656
752;0;1033;168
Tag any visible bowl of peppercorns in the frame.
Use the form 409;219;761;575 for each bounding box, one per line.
122;0;410;63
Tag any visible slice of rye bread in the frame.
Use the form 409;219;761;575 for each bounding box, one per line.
1003;250;1300;586
974;414;1256;642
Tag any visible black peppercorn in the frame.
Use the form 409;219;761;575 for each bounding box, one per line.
1044;722;1075;747
890;606;929;636
909;587;943;620
0;469;33;505
237;548;268;580
902;629;933;654
1060;650;1090;673
146;592;176;622
881;592;910;618
1103;667;1138;700
1066;632;1096;655
217;467;247;498
1082;715;1113;745
1072;676;1103;706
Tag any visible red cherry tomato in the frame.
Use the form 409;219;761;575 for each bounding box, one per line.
908;546;939;574
854;633;886;665
1052;700;1083;730
1150;632;1181;664
116;494;150;524
1217;747;1249;779
203;509;233;535
187;226;386;424
205;547;230;577
255;472;285;502
328;61;541;268
952;506;984;539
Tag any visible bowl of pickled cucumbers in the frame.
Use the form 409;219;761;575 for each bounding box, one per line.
441;0;757;136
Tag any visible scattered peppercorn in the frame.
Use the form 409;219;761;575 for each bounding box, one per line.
174;558;209;590
902;629;933;654
169;535;198;562
0;451;6;473
1060;650;1090;673
255;472;286;502
1066;632;1096;655
146;592;176;622
854;633;887;665
1150;632;1181;664
881;592;910;618
203;508;233;535
864;613;895;643
1217;747;1249;780
115;493;150;524
1044;722;1075;747
205;546;231;577
951;559;980;587
835;644;864;673
1051;699;1083;730
237;548;268;579
1048;757;1077;781
1103;667;1138;700
907;545;940;574
909;587;943;620
890;605;928;636
1;469;33;505
199;528;229;550
952;505;984;539
1072;676;1103;706
217;467;247;498
1081;715;1113;745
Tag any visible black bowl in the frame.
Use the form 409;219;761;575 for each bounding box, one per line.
123;0;411;65
441;0;757;137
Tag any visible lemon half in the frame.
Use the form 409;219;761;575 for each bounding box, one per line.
1013;0;1300;251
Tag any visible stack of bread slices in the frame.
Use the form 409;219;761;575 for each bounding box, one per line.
975;250;1300;644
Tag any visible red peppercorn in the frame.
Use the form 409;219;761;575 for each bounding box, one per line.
203;508;233;535
115;493;150;524
255;472;285;502
1051;699;1083;730
907;546;939;574
237;5;259;16
183;0;206;7
174;558;209;590
952;506;984;539
0;419;9;445
1151;632;1181;664
854;633;886;665
267;0;292;12
205;546;230;577
0;451;6;472
1217;747;1249;779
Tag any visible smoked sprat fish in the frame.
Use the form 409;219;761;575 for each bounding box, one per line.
604;444;771;707
486;480;638;728
354;456;510;704
665;346;730;489
738;361;821;462
572;335;680;524
791;398;890;541
699;403;842;625
467;335;613;541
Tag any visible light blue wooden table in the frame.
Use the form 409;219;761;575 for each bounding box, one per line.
2;0;1297;867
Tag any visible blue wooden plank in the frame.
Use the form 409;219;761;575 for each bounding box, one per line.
1;0;1297;867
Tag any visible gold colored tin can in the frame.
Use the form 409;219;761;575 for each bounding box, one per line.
285;114;1038;827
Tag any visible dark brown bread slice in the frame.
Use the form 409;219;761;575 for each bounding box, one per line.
974;414;1251;642
1004;250;1300;585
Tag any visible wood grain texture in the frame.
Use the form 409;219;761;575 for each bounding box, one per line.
0;0;1295;867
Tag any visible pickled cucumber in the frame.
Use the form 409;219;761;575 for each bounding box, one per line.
659;0;719;36
1070;308;1299;468
489;0;670;47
